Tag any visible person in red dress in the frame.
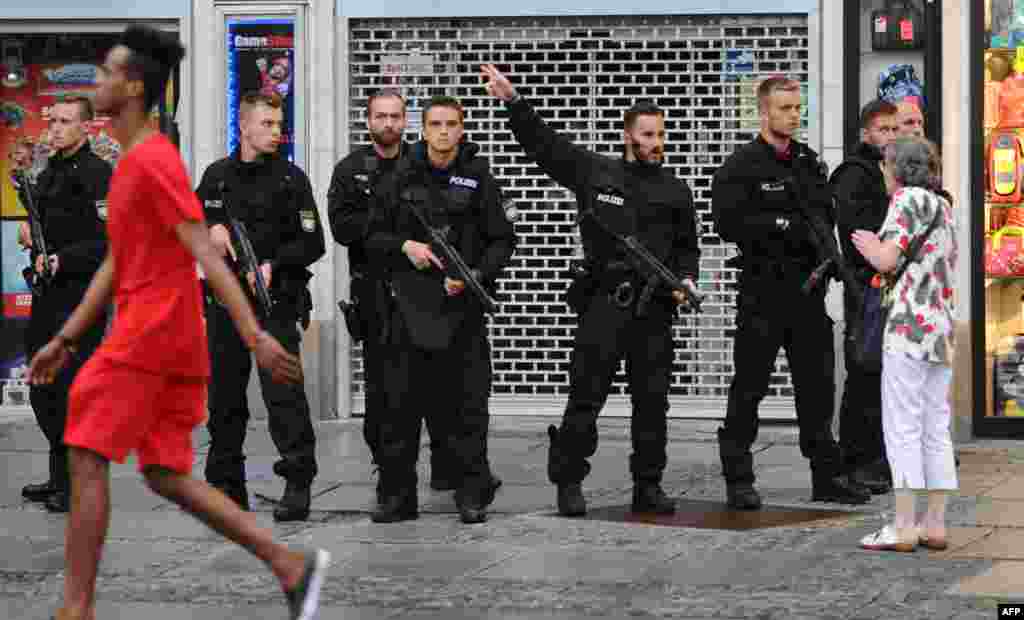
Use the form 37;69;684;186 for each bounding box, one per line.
28;25;329;620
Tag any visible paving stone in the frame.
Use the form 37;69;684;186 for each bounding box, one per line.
946;528;1024;560
475;546;668;583
331;542;527;580
952;560;1024;597
0;417;1019;619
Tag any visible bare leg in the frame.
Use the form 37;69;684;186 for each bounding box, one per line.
58;447;112;620
920;490;948;541
892;490;917;540
141;466;306;589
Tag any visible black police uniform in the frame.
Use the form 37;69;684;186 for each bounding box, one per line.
365;140;515;524
832;142;891;493
712;136;869;509
195;150;325;521
22;142;111;512
327;143;459;490
503;96;699;516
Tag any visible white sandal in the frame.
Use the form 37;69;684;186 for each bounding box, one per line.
860;525;917;552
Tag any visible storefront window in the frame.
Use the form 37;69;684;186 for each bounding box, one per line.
0;33;176;407
983;0;1024;420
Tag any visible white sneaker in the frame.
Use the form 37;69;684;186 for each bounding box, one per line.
860;525;917;552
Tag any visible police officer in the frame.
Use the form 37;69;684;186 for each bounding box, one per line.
327;90;459;495
196;91;325;522
481;64;700;517
18;96;111;513
365;95;515;524
833;99;899;495
712;76;870;510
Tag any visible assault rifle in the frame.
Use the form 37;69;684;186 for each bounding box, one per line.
219;182;274;319
400;190;499;314
787;145;863;307
580;205;704;315
11;171;52;296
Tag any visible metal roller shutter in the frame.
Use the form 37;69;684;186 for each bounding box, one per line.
346;14;811;418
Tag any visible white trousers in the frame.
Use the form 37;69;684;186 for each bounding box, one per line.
881;351;958;491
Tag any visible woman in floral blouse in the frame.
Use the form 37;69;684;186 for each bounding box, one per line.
851;137;957;552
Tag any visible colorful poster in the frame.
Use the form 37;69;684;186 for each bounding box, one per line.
1;219;31;320
1;61;124;217
0;219;30;405
0;317;29;406
226;18;295;161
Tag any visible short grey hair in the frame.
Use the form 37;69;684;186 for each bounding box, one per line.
884;137;941;192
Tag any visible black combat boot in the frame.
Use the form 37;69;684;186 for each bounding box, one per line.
22;480;59;502
273;481;311;522
371;486;418;523
632;481;676;514
548;425;587;517
849;467;891;495
44;489;70;513
812;473;871;504
719;429;761;510
725;483;762;510
455;474;502;524
556;483;587;517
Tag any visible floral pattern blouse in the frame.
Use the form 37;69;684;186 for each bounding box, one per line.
877;186;957;365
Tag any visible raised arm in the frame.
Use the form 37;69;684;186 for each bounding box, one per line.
481;63;599;191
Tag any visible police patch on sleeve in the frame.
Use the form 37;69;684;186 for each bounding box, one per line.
502;198;519;223
205;199;223;209
95;200;108;221
300;209;318;232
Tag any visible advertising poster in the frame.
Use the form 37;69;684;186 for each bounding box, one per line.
1;62;127;218
226;18;295;161
1;220;31;320
1;35;176;406
0;220;30;406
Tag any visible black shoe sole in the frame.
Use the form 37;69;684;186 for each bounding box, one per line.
44;498;69;513
459;510;487;524
812;494;870;505
632;503;677;514
558;507;587;517
274;509;311;523
370;510;419;523
726;501;762;510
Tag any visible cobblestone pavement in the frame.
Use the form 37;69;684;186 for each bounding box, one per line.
0;414;1019;619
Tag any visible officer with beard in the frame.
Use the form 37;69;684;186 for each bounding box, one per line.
481;64;700;517
365;95;515;524
196;91;325;522
17;97;112;513
712;76;870;510
328;90;460;495
832;99;899;495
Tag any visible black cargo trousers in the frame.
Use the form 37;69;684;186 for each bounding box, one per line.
375;310;492;501
718;267;842;485
548;288;675;486
203;291;317;490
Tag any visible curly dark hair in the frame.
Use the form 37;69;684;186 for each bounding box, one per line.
119;24;186;112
